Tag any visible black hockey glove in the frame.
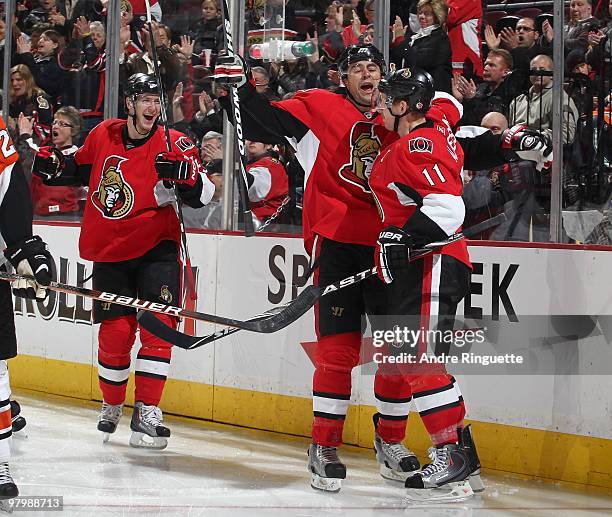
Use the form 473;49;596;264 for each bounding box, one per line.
212;53;251;88
32;147;65;182
374;226;415;284
501;124;553;170
4;236;53;300
155;152;198;187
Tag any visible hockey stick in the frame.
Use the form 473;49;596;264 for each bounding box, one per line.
136;233;466;349
219;0;255;237
0;270;319;333
144;0;197;300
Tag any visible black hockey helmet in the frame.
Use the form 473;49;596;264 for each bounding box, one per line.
339;44;387;78
377;68;435;114
124;73;160;98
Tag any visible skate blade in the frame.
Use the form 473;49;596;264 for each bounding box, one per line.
102;432;111;444
469;472;485;492
380;463;418;482
129;431;168;450
405;480;474;503
310;473;342;493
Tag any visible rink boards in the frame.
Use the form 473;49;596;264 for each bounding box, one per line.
10;223;612;490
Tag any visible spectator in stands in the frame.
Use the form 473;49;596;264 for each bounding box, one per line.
182;159;224;229
189;0;222;58
273;56;320;96
120;21;184;103
246;140;289;229
485;17;552;82
200;131;224;165
8;64;53;135
585;0;612;75
22;0;68;35
452;49;522;125
509;55;578;145
252;67;280;100
542;0;601;53
463;112;542;241
319;2;345;65
23;106;87;220
14;29;69;108
389;0;452;93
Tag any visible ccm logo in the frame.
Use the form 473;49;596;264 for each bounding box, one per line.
380;232;402;240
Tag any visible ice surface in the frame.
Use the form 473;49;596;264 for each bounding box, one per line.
5;391;612;516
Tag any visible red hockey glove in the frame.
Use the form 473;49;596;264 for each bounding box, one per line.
3;235;53;301
501;124;553;170
374;226;414;284
212;54;251;88
155;152;197;187
32;146;64;182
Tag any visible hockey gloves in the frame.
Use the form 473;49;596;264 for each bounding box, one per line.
4;236;53;301
501;124;553;171
212;54;250;88
375;226;414;284
32;147;65;182
155;152;197;187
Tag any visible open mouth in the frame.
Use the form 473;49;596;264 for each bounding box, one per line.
143;114;156;123
360;82;374;95
52;129;59;139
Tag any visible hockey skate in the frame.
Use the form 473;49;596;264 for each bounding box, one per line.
374;434;420;482
404;443;474;503
0;462;18;513
129;401;170;450
307;443;346;493
10;401;26;434
97;402;123;443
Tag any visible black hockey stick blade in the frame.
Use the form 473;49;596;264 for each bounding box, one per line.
0;272;319;333
137;233;465;349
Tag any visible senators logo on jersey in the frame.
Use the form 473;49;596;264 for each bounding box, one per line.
338;121;382;192
91;155;134;219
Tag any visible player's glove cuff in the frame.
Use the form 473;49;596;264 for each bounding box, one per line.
374;226;414;284
4;236;53;300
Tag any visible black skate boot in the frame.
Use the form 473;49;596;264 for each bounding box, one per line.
374;434;420;482
404;443;473;502
0;462;18;501
129;401;170;450
97;402;123;443
460;425;485;492
10;401;26;434
307;443;346;492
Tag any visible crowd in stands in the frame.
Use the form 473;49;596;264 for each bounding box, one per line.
2;0;612;242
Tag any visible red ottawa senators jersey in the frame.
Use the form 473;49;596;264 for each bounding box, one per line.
247;155;289;220
75;119;201;262
369;94;471;267
274;89;391;253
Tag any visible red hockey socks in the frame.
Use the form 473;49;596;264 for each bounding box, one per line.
312;332;361;446
135;313;174;406
97;315;137;405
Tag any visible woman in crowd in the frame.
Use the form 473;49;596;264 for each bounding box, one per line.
24;107;87;220
14;29;69;108
389;0;452;93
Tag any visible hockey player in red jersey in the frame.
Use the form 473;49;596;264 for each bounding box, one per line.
213;44;551;492
245;140;289;227
0;115;53;502
370;68;481;502
32;73;215;449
